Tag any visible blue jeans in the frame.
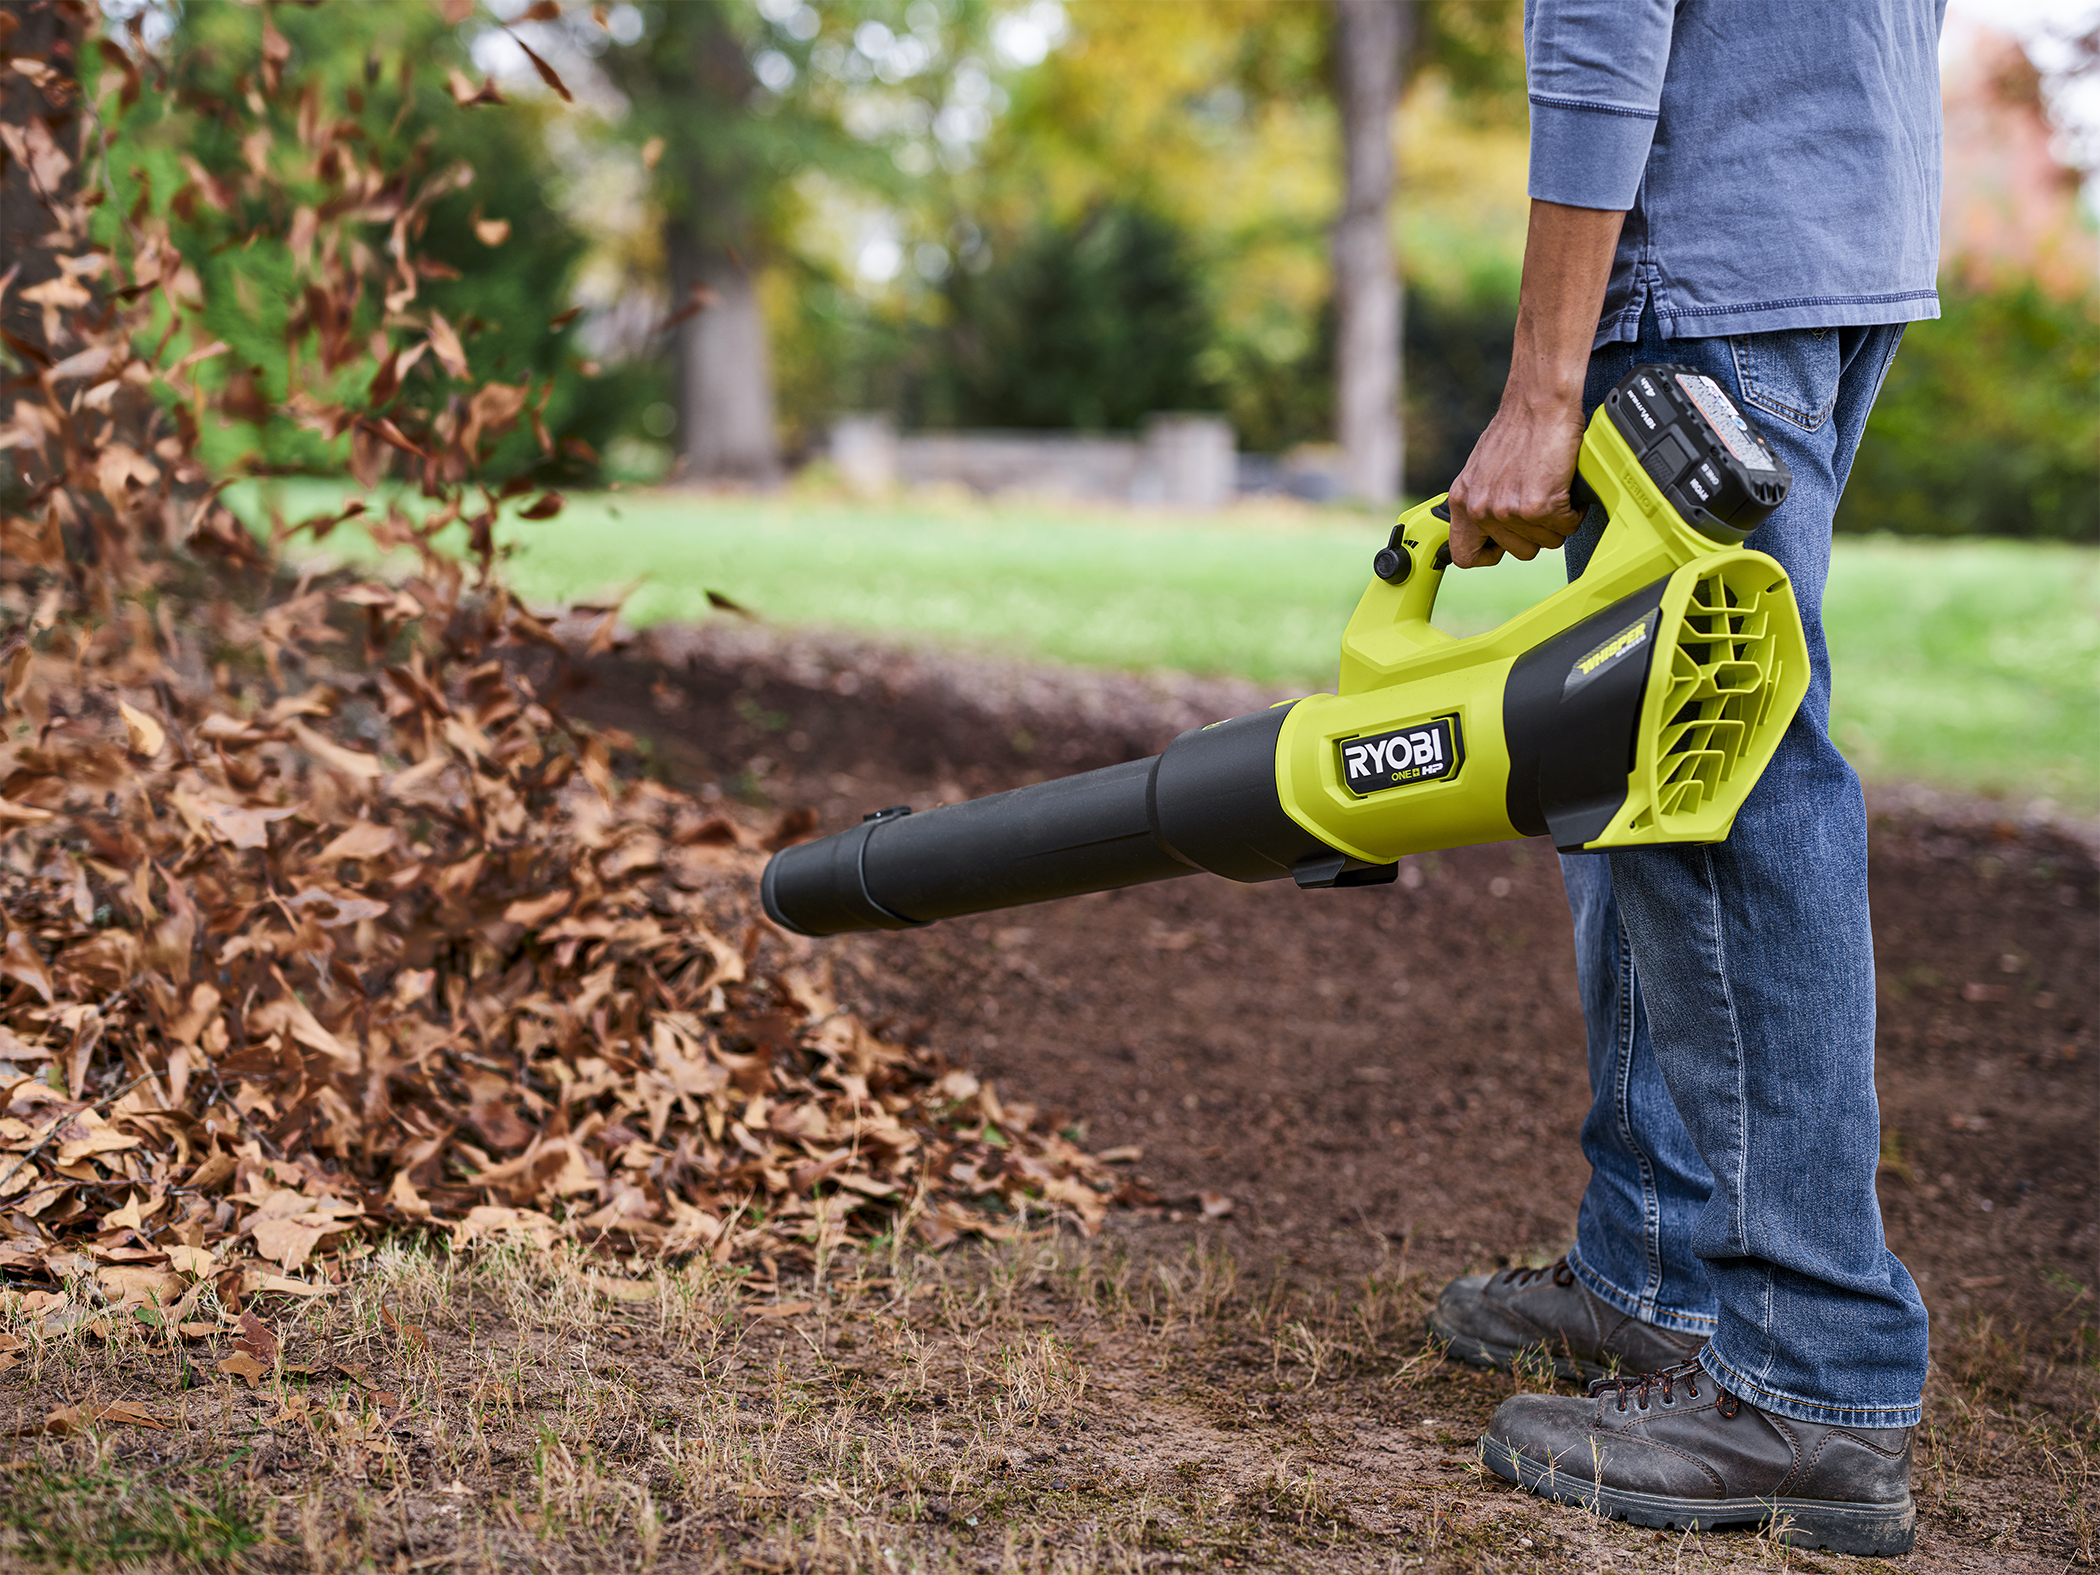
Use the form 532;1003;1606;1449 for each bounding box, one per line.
1559;308;1930;1428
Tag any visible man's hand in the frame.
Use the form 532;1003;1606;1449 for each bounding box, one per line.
1445;201;1628;569
1445;391;1587;566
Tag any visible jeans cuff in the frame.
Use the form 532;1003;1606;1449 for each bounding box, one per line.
1566;1244;1717;1337
1699;1346;1923;1430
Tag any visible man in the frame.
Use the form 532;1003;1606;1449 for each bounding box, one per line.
1429;0;1944;1558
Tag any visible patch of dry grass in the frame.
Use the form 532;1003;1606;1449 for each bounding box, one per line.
0;1228;2086;1571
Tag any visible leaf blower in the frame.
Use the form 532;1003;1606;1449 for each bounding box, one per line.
762;365;1809;938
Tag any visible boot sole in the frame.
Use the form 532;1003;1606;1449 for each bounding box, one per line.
1479;1436;1917;1558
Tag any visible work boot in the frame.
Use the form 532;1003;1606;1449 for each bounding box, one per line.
1479;1359;1916;1557
1429;1257;1703;1382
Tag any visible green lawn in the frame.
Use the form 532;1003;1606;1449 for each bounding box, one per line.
238;482;2099;810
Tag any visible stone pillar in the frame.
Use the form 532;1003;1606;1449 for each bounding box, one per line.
830;415;900;497
1141;414;1237;508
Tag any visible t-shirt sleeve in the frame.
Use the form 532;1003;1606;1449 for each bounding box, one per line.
1524;0;1676;211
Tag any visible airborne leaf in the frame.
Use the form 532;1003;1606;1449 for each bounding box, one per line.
508;32;574;102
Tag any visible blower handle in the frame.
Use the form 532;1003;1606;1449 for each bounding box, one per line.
1366;502;1458;650
1424;471;1602;545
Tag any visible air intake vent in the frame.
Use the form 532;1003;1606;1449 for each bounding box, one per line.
1600;550;1808;849
1652;559;1791;828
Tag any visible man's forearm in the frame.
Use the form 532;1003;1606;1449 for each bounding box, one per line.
1444;200;1627;566
1506;201;1627;413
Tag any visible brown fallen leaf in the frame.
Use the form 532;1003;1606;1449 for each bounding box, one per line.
314;821;397;863
177;795;299;851
216;1351;269;1388
747;1301;815;1320
116;699;165;759
0;931;54;1004
232;1309;279;1365
379;1302;429;1350
254;1275;337;1298
95;1265;183;1307
288;720;384;779
25;1401;166;1434
503;889;574;926
167;1245;217;1278
586;1274;656;1304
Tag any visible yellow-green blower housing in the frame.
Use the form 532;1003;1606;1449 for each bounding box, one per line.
762;365;1811;937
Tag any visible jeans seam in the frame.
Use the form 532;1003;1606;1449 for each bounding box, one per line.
1613;924;1666;1323
1696;842;1773;1392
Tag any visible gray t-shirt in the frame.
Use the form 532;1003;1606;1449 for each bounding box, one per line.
1524;0;1947;344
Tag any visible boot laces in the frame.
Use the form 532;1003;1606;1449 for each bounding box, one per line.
1498;1257;1577;1290
1590;1357;1706;1413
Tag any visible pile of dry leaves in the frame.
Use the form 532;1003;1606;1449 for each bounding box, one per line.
0;3;1123;1316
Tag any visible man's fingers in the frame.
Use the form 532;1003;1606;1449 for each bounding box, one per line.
1444;516;1504;569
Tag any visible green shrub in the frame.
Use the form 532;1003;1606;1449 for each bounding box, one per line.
1841;282;2100;541
925;202;1222;431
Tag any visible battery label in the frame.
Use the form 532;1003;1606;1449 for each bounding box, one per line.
1340;716;1464;796
1675;373;1780;475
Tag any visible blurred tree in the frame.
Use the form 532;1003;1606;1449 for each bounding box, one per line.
1332;0;1410;503
915;1;1335;451
598;5;779;483
595;0;993;482
794;0;1525;474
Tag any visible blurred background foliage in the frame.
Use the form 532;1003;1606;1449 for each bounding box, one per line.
90;0;2100;537
1844;281;2100;541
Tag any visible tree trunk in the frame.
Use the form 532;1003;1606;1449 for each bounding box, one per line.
1332;0;1410;505
666;222;779;485
642;7;779;488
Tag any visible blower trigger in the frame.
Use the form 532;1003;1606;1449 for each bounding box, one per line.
1290;852;1400;890
1424;500;1454;568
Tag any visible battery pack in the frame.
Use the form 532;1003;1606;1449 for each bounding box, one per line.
1601;365;1792;542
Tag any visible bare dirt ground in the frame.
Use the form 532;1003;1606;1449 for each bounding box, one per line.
0;625;2088;1574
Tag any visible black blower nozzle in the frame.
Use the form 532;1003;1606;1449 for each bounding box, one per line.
760;707;1389;937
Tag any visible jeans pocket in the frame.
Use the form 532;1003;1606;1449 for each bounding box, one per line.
1728;329;1842;434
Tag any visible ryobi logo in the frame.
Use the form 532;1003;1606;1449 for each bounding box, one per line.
1340;717;1463;797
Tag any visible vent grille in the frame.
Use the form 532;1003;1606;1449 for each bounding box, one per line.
1651;560;1790;828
